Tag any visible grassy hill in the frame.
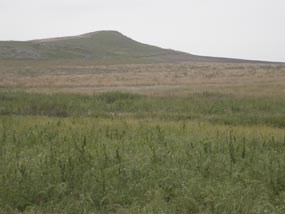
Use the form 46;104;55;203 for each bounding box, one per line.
0;31;272;63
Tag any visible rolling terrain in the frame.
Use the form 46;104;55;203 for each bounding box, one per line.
0;31;284;96
1;31;285;213
0;31;274;63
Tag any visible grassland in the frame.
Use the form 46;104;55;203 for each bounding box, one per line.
1;61;284;96
1;61;285;213
0;31;197;63
1;91;285;213
0;31;263;64
1;91;285;128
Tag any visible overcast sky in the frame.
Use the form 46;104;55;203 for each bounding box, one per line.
1;0;284;62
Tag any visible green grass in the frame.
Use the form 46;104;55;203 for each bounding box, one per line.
1;92;285;213
1;91;285;127
0;31;182;62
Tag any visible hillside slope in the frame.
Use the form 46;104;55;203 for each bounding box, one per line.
0;31;274;63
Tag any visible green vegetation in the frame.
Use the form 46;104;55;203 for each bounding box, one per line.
1;92;285;213
0;31;264;63
0;31;187;62
1;91;285;127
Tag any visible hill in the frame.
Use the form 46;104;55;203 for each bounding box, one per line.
0;31;275;63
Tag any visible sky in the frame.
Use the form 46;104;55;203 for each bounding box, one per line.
0;0;284;62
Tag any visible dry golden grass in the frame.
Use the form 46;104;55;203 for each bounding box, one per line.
0;60;284;96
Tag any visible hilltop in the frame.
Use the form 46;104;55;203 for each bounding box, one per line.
0;31;272;63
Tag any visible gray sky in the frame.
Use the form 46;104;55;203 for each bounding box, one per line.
1;0;284;62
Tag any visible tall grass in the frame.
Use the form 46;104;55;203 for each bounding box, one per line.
1;91;285;127
1;91;285;213
1;117;285;213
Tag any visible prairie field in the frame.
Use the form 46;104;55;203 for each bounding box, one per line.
1;61;285;213
1;61;285;96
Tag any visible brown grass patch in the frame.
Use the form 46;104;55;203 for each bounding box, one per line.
1;60;284;96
